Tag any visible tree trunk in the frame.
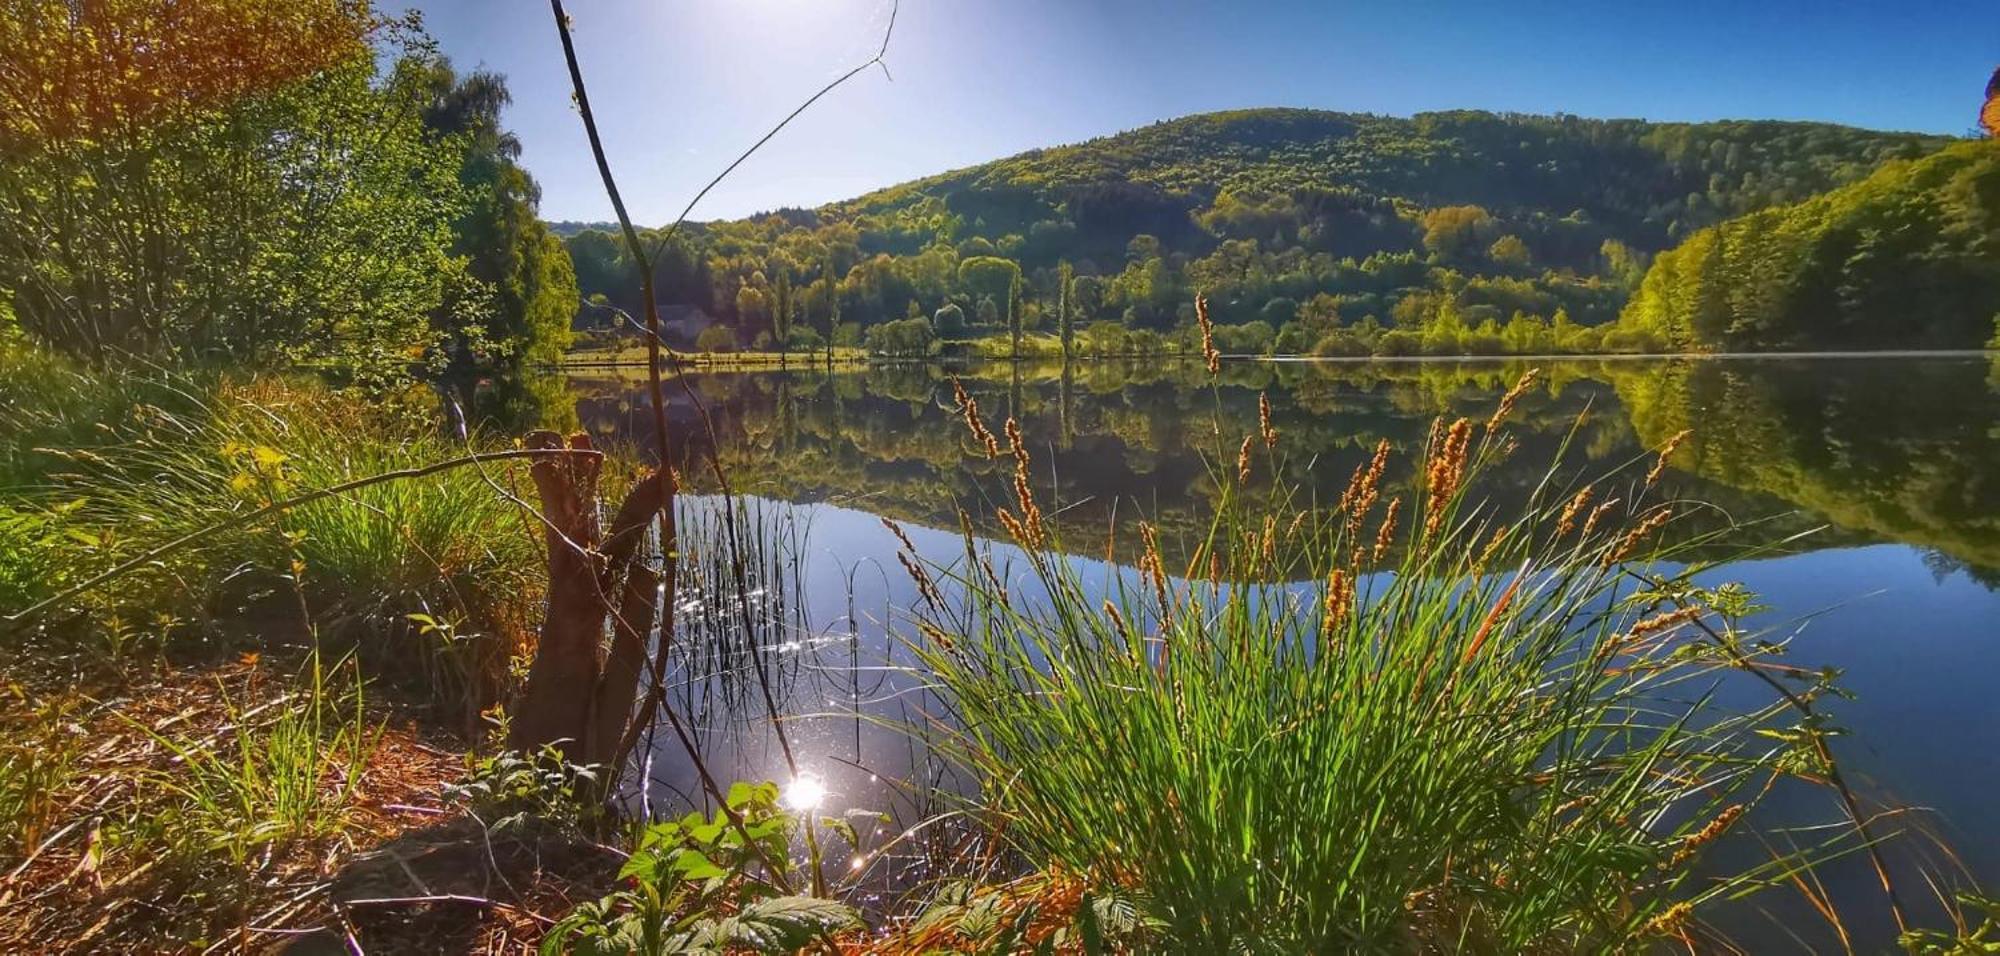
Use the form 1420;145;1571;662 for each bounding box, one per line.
509;430;666;769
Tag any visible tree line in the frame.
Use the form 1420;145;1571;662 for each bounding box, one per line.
1615;140;2000;351
563;107;1951;357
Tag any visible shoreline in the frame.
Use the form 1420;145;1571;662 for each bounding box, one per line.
552;347;2000;371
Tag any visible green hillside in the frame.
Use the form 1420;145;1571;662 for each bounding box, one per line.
1614;139;2000;351
565;108;1954;355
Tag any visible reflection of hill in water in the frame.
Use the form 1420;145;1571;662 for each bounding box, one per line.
555;357;2000;581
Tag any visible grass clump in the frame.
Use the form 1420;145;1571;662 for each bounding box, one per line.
139;652;380;868
897;371;1899;952
0;342;542;712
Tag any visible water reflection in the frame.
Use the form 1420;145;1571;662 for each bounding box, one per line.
539;355;2000;942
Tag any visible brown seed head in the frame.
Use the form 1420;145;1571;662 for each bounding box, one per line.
1630;605;1704;638
1373;496;1402;564
1669;804;1745;867
1646;429;1692;488
1258;392;1278;448
1196;294;1220;374
953;378;1001;458
1322;568;1353;636
1237;435;1254;485
1486;367;1542;432
1605;506;1674;565
1557;487;1594;538
1582;498;1621;537
1644;901;1694;937
1423;419;1475;543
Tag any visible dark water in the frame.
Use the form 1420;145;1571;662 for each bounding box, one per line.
557;354;2000;945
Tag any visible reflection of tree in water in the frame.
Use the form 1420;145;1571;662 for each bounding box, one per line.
1612;357;2000;578
554;357;1993;576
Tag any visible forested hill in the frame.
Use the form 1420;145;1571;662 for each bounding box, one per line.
1614;139;2000;351
565;109;1955;354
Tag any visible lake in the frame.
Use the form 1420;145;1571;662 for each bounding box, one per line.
551;353;2000;946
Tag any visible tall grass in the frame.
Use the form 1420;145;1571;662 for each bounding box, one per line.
896;374;1891;951
0;342;541;711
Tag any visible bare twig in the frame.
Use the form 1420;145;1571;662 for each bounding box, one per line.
646;1;899;264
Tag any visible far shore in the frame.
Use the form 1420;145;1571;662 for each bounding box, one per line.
552;346;1999;371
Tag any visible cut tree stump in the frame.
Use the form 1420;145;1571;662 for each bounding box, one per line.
509;431;666;768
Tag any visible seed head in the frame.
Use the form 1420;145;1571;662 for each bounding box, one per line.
952;378;1000;458
1258;392;1278;448
1322;569;1353;636
1196;294;1220;374
1556;487;1593;538
1604;506;1673;565
1646;429;1692;488
1486;367;1542;432
1372;496;1402;564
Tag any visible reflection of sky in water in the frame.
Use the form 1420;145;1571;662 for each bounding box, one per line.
590;356;2000;946
641;495;2000;942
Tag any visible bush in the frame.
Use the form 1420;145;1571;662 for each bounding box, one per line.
695;324;738;353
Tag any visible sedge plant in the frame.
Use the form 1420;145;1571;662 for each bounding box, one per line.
893;365;1906;953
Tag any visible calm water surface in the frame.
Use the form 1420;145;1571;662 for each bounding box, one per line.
554;355;1999;947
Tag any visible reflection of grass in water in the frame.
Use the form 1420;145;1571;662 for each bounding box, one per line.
666;496;817;726
894;376;1934;951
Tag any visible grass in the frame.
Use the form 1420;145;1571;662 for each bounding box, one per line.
893;371;1916;952
139;651;380;868
0;341;544;714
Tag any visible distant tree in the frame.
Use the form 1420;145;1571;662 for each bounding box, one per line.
412;59;579;372
1056;260;1076;359
821;253;842;344
958;256;1020;316
771;268;795;350
863;315;935;356
1007;268;1024;356
735;280;770;341
1600;239;1648;289
1488;234;1531;270
1982;66;2000;138
934;302;969;339
695;323;737;353
1421;205;1495;262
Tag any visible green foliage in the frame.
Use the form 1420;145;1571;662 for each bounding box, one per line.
907;876;1160;952
0;27;472;386
863;315;937;356
0;346;541;711
411;59;578;375
695;324;738;353
0;686;82;859
1902;893;2000;954
446;744;606;833
1617;141;2000;350
565;108;1948;356
543;781;861;955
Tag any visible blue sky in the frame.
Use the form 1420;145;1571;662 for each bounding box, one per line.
400;0;1997;224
